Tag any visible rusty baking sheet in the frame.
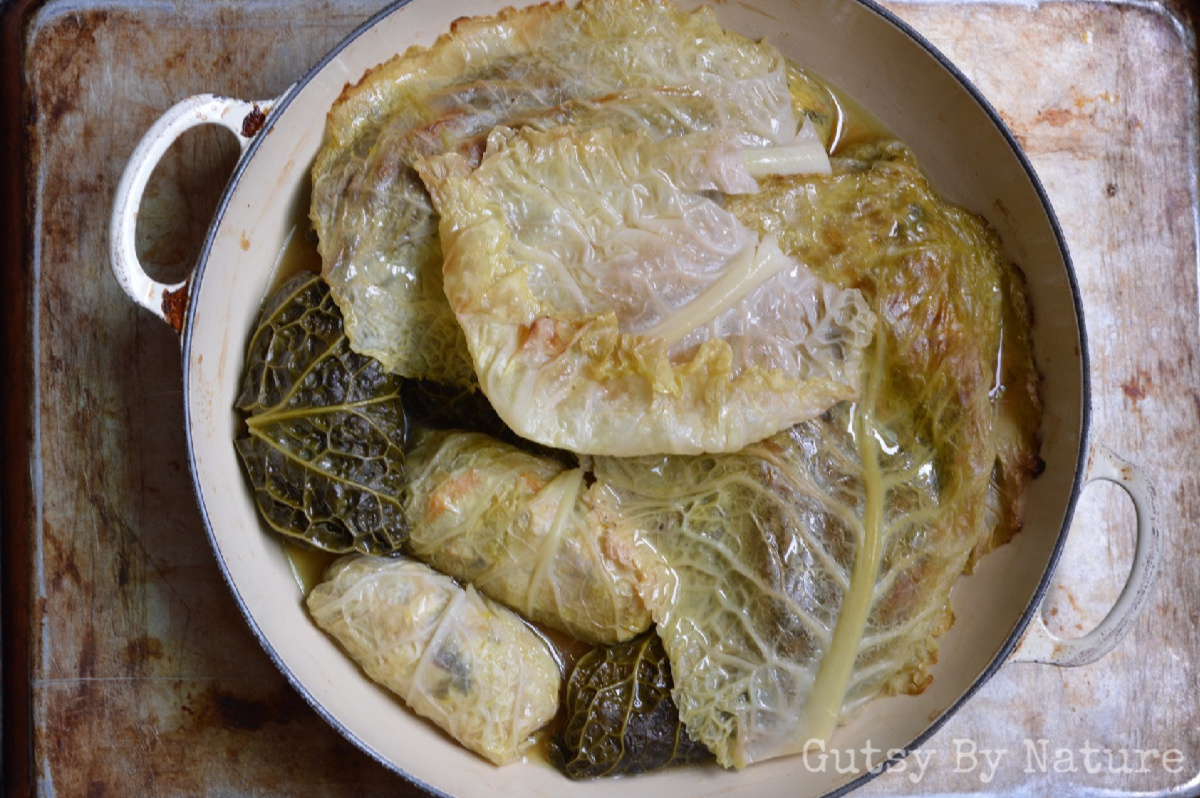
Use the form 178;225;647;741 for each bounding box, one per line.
2;0;1197;796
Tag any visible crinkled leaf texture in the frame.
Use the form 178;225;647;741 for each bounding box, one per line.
307;554;561;765
729;139;1043;553
553;631;711;778
235;273;409;555
418;125;874;455
310;0;815;387
592;142;1042;768
403;428;651;645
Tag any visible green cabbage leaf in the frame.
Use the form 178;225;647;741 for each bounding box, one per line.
235;273;409;555
553;631;711;778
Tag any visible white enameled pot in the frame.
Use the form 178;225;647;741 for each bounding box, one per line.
109;1;1162;796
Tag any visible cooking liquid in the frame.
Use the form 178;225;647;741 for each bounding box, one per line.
824;77;890;155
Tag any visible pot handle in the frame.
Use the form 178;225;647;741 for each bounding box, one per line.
1008;443;1162;666
109;94;274;333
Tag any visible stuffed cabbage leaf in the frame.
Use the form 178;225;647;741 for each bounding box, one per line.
307;554;561;765
235;273;409;555
592;141;1042;768
310;0;821;387
417;125;874;455
402;428;650;645
553;632;711;779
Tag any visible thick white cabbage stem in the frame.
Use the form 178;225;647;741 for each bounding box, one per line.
744;117;831;178
640;237;793;346
617;124;831;347
525;467;586;609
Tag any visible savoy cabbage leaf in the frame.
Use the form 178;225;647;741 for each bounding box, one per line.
235;272;409;555
592;142;1042;767
310;0;820;388
553;631;711;778
417;125;873;456
403;428;651;645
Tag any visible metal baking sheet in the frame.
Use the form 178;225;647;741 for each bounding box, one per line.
4;0;1197;794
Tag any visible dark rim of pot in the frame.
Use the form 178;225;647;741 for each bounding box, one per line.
180;0;1091;795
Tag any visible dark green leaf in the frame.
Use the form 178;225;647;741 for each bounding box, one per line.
235;272;409;555
401;379;579;469
401;380;507;437
553;632;710;779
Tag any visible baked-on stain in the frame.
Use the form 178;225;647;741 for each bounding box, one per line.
161;282;189;334
78;627;97;680
1122;371;1150;404
182;684;310;732
29;10;113;136
1032;107;1077;128
122;636;165;665
241;104;267;138
995;110;1028;151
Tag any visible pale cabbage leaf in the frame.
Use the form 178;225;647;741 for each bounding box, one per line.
728;138;1043;551
402;427;651;645
417;125;874;455
310;0;814;386
307;554;561;765
591;142;1042;768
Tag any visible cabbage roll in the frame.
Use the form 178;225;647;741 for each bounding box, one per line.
594;142;1043;768
307;555;561;765
310;0;822;387
417;125;874;455
403;428;651;645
